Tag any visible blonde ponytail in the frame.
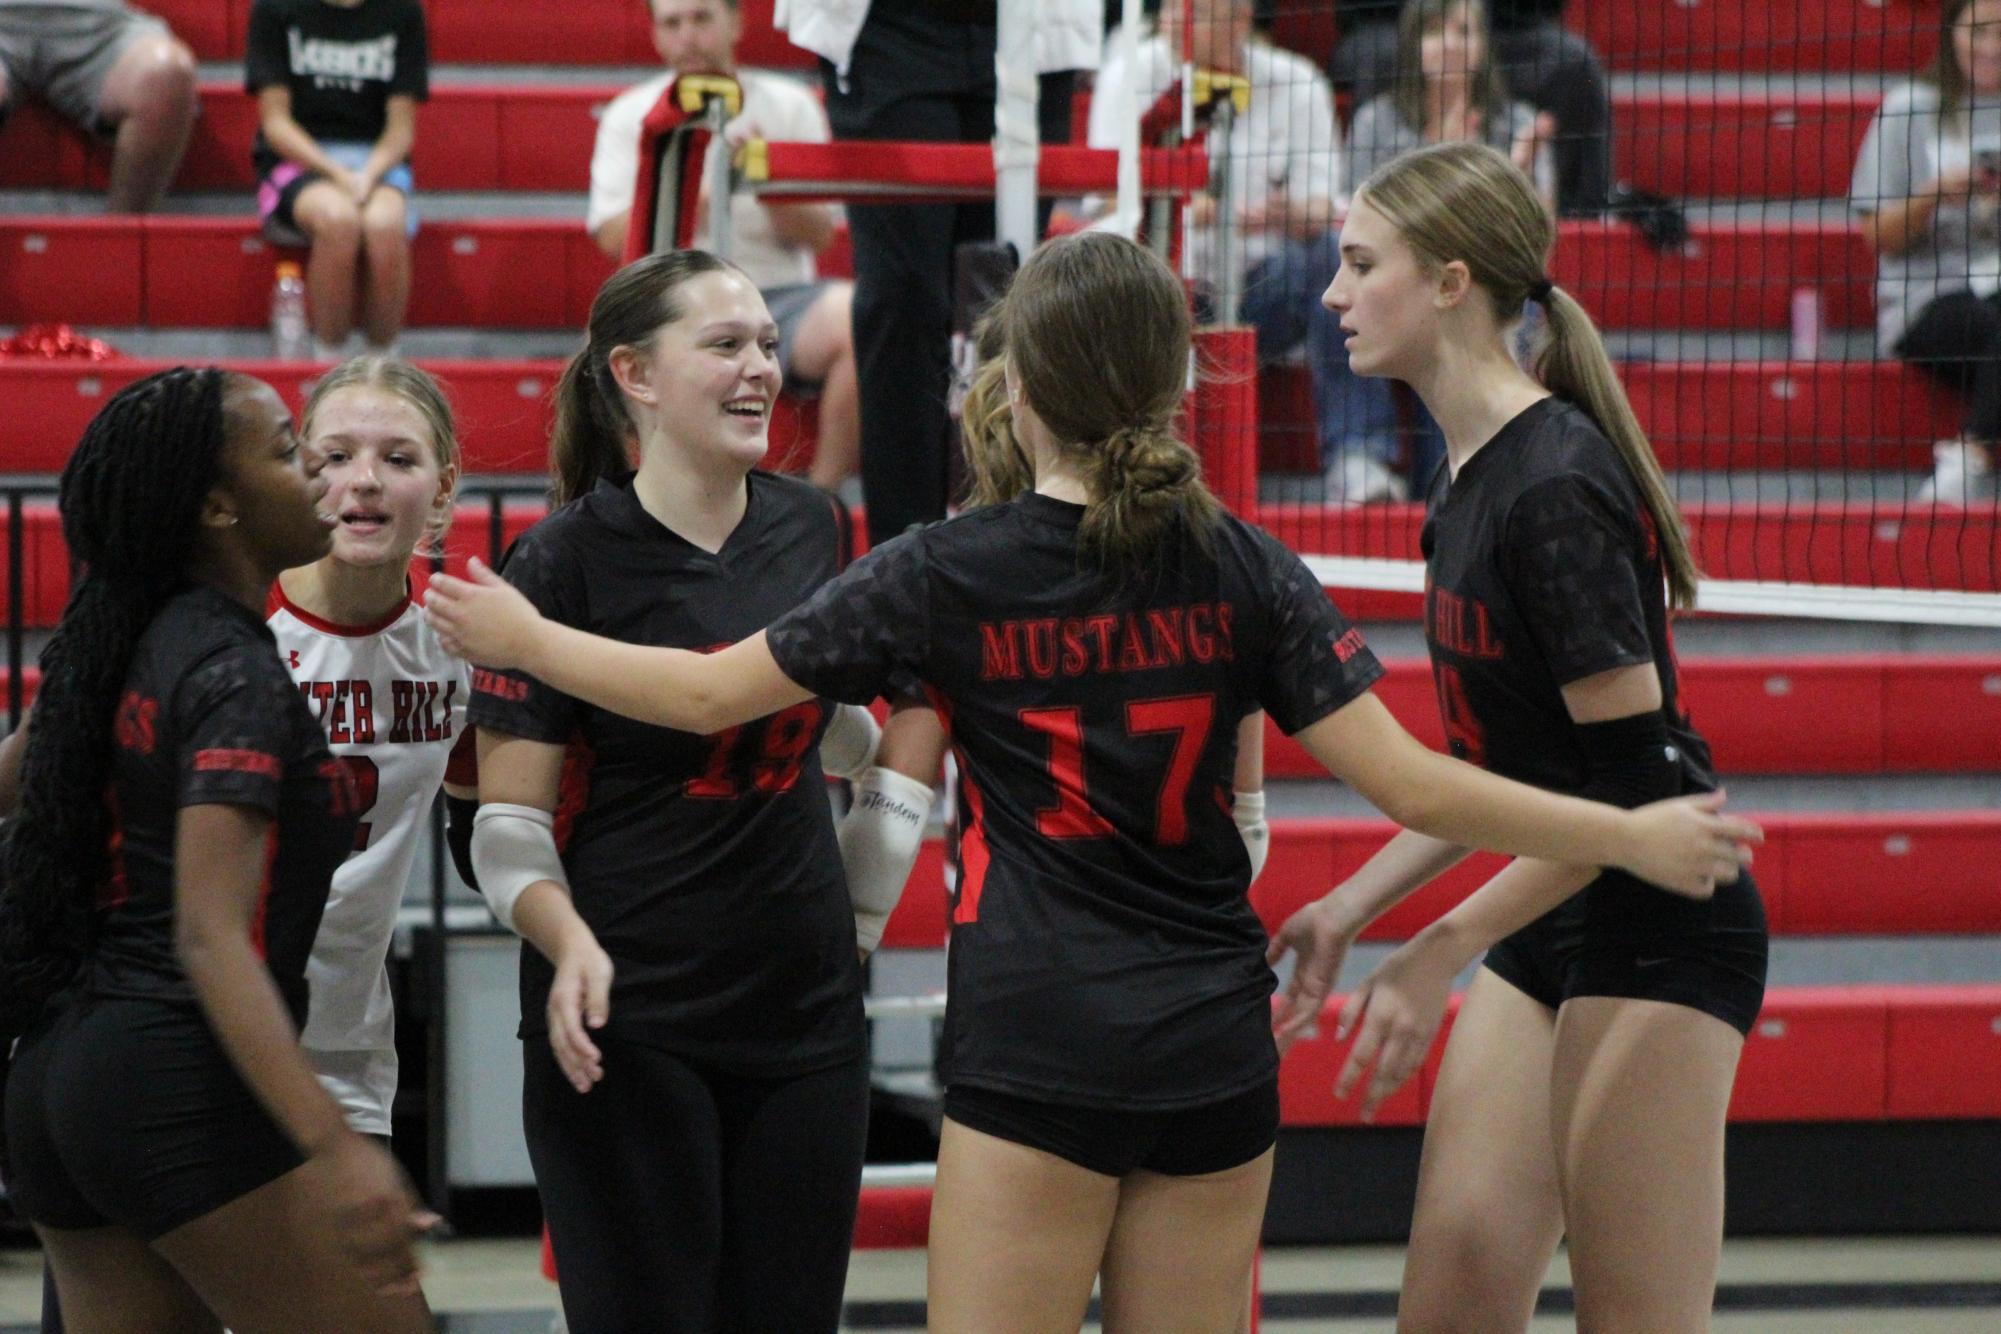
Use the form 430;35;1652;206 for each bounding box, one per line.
1358;141;1702;609
1534;286;1699;608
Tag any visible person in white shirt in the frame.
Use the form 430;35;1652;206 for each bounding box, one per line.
270;356;475;1145
1090;0;1407;503
588;0;859;493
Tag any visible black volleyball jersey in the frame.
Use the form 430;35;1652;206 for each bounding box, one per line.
1419;396;1716;796
468;471;863;1075
768;493;1384;1109
89;586;358;1030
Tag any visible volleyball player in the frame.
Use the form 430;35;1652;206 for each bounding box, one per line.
462;250;934;1333
427;232;1756;1332
269;357;475;1150
1268;142;1769;1330
0;368;432;1331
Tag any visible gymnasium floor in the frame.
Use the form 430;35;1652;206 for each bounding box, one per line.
4;1234;1999;1331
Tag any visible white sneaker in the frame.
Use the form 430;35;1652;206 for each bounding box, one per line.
1916;438;1998;506
1324;451;1408;506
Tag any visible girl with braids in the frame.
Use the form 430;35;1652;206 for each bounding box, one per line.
459;250;933;1334
1271;141;1771;1330
270;357;475;1149
428;230;1758;1332
0;368;433;1331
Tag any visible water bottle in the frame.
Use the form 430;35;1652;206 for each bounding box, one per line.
1789;286;1823;363
270;261;310;361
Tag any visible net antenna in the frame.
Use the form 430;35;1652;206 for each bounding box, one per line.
1107;0;1145;239
994;0;1038;260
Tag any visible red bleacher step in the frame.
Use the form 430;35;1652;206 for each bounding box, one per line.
1247;811;2001;943
1258;361;1958;475
1278;985;2001;1128
0;213;1868;333
125;0;818;67
0;81;1893;204
1260;657;2001;779
1573;0;1940;74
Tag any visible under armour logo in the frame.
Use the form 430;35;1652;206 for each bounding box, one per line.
289;650;302;669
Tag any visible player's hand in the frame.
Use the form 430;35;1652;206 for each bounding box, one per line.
425;558;544;670
1331;932;1458;1121
1265;895;1361;1054
547;924;614;1093
317;1131;438;1296
1616;790;1760;899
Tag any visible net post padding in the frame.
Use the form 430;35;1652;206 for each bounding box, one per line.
626;74;743;264
1190;326;1259;518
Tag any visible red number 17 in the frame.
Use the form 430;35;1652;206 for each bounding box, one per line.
1019;693;1215;845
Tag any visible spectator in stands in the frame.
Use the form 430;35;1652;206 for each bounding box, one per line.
1090;0;1405;503
1341;0;1554;489
1851;0;2001;506
591;0;861;493
0;0;197;212
778;0;1097;547
1332;0;1611;217
246;0;428;359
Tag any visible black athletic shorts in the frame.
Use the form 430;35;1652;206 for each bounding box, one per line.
1482;867;1769;1036
943;1077;1280;1180
3;993;302;1239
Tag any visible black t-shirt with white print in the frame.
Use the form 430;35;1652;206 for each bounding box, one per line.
88;586;359;1030
767;493;1384;1111
245;0;429;175
467;471;863;1077
1419;396;1715;796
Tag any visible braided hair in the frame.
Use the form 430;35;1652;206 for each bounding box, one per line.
0;367;233;1046
996;232;1222;583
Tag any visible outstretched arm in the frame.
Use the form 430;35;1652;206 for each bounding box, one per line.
427;558;812;734
1292;691;1756;896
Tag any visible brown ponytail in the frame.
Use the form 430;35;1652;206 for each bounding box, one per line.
995;232;1221;576
1358;142;1701;609
550;249;743;506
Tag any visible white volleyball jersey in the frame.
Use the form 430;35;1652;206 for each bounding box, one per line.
270;582;474;1134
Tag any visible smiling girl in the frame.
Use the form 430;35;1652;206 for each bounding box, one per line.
268;357;474;1149
464;251;917;1333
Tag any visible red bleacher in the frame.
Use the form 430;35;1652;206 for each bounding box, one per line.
130;0;1939;79
0;214;1873;333
0;81;1892;203
1280;983;2001;1129
1574;0;1941;74
98;0;814;69
1240;810;2001;945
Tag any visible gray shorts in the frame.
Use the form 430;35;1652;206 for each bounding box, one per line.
763;280;834;393
0;3;168;135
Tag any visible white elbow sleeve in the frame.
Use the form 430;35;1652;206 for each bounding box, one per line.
1233;789;1269;886
470;802;568;934
837;766;933;953
819;702;882;781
